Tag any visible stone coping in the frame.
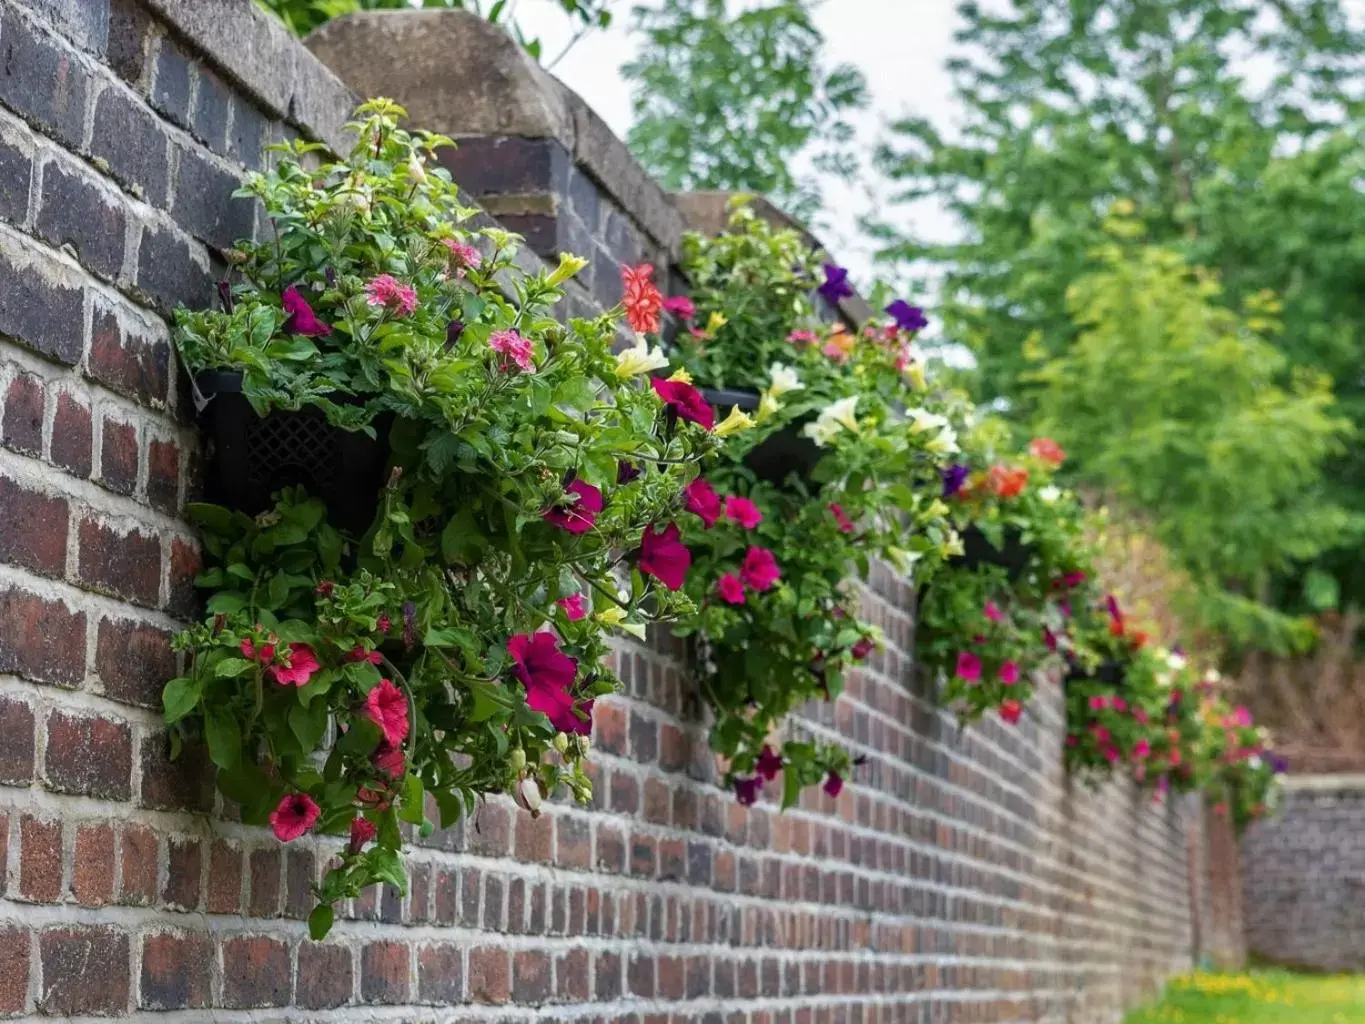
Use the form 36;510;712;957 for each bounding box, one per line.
1280;772;1365;792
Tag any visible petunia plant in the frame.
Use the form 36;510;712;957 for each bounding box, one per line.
164;100;715;937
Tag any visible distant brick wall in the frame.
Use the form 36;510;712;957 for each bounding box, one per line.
1242;776;1365;971
0;1;1223;1020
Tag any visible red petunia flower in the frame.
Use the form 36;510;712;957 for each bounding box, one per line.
373;743;406;781
739;547;780;592
717;573;746;605
724;496;763;530
269;643;319;687
269;792;320;842
543;479;603;535
639;523;691;591
684;478;723;528
363;679;409;748
987;464;1029;499
621;264;663;334
651;378;715;430
346;646;383;665
1029;437;1066;466
507;631;590;735
999;699;1023;724
828;503;856;534
281;286;332;336
348;816;377;854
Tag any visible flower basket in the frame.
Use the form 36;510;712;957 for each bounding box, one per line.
700;387;822;486
950;524;1032;581
193;371;392;535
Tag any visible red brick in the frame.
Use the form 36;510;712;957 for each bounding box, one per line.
163;835;201;909
468;946;510;1004
77;516;161;606
644;776;672;824
467;801;511;857
0;586;86;687
284;848;315;919
557;947;590;1002
87;304;170;407
418;942;464;1003
139;733;214;812
0;926;28;1013
19;814;61;902
556;813;592;870
2;371;44;456
248;847;281;917
658;954;686;1000
205;838;242;914
630;708;658;762
221;935;290;1008
99;415;138;495
594;699;627;754
597;822;626;873
515;810;554;863
49;390;92;477
628;951;655;997
595;950;622;999
140;931;211;1009
39;925;129;1014
660;722;689;772
167;535;201;616
71;823;115;906
43;708;132;799
145;436;180;512
95;615;175;708
120;823;158;905
0;696;34;786
0;475;67;576
361;940;409;1004
513;948;552;1003
297;942;353;1009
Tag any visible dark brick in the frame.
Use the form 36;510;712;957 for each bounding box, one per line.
496;213;557;259
467;801;511;857
557;947;590;1002
630;709;659;763
0;131;31;224
90;83;169;206
468;946;510;1004
43;708;131;799
512;949;551;1003
106;0;153;85
566;167;601;232
229;98;269;170
24;0;110;54
95;615;174;708
172;144;253;250
221;936;291;1008
205;839;241;914
77;516;161;606
87;303;170;406
71;823;115;906
139;733;214;812
297;942;353;1009
0;927;28;1014
140;931;211;1009
39;925;129;1014
360;940;409;1004
628;952;655;998
2;371;44;455
149;36;191;128
417;942;463;1003
119;823;157;905
36;159;126;280
437;135;569;197
0;475;66;577
556;813;592;870
19;814;61;902
0;586;86;687
50;390;92;476
168;536;201;617
191;67;231;153
0;242;84;366
596;951;622;1000
146;436;179;512
285;848;314;919
248;847;281;917
99;415;138;495
163;836;201;910
0;9;90;148
135;220;214;314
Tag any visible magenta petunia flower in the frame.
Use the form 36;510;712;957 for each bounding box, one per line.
363;679;409;748
739;547;780;592
639;522;691;591
269;792;320;842
507;631;591;735
955;651;982;682
984;600;1004;623
281;285;332;336
724;496;763;529
488;328;535;373
346;646;383;665
269;643;319;687
662;295;696;320
1133;739;1151;760
755;745;783;781
365;274;418;317
851;637;874;661
999;660;1020;685
1089;696;1108;712
717;573;746;605
651;378;715;430
734;776;762;806
543;479;602;535
558;594;587;621
684;478;723;528
828;503;856;533
823;770;844;798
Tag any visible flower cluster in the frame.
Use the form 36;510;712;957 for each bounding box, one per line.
167;101;716;937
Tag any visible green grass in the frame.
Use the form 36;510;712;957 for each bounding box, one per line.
1125;971;1365;1023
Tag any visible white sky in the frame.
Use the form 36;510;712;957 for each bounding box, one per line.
511;0;965;284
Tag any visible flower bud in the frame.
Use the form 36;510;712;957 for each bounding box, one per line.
552;733;570;755
509;748;527;773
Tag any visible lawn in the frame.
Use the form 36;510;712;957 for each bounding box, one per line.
1125;971;1365;1023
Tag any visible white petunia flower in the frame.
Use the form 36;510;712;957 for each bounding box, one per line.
767;362;804;397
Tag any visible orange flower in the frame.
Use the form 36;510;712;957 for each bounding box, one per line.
820;324;857;363
1028;437;1066;466
987;464;1029;499
621;264;662;335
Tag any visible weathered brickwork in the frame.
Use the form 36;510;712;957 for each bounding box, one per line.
1242;776;1365;971
0;0;1221;1020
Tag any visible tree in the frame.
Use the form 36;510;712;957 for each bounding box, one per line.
873;0;1365;613
621;0;867;223
1033;223;1354;651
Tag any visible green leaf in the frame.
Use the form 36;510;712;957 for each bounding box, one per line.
337;716;382;757
206;592;249;615
308;904;335;941
215;657;256;678
467;680;511;723
368;847;408;893
204;709;243;770
399;773;425;825
162;676;203;724
289;700;328;751
441;506;486;565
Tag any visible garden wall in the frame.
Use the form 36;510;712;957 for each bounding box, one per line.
1242;774;1365;971
0;1;1234;1019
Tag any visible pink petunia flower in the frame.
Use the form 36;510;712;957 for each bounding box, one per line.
269;643;320;687
363;679;409;747
365;274;418;317
1089;696;1108;712
543;479;602;535
489;328;536;373
955;651;982;683
442;238;483;277
740;547;780;592
269;792;320;842
1133;739;1151;760
787;330;818;347
684;478;723;528
348;816;377;854
639;523;691;591
558;594;587;621
717;573;746;605
724;496;763;529
851;637;874;661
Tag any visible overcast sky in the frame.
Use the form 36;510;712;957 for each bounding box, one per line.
512;0;964;284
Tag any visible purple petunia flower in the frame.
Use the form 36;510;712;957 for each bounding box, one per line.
886;299;928;333
1268;752;1289;775
941;463;969;499
818;263;854;305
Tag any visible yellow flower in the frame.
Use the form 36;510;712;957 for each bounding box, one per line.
546;252;589;287
667;367;693;384
924;499;949;520
595;606;627;626
925;426;959;455
706;311;727;334
713;406;755;437
886;547;921;575
906;407;949;434
756;391;782;423
903;361;927;391
614;339;669;378
940;530;965;558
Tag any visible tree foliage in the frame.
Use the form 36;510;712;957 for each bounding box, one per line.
621;0;867;222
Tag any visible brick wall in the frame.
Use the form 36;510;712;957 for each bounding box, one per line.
1242;775;1365;971
0;1;1220;1019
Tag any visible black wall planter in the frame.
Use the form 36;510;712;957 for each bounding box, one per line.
700;387;823;488
949;524;1032;581
1064;659;1127;692
194;371;392;535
